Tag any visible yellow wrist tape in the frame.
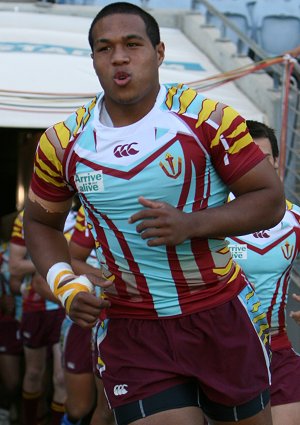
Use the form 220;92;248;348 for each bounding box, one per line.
46;263;94;313
55;275;94;314
46;262;75;293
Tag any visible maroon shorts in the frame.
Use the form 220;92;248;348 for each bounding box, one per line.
95;285;271;417
21;308;65;348
0;318;23;355
271;347;300;406
61;320;93;374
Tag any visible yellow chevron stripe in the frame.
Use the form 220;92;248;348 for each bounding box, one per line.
227;263;241;283
228;133;253;154
35;167;66;188
253;312;267;323
252;301;261;313
53;122;71;149
178;88;197;114
196;98;218;128
213;258;233;276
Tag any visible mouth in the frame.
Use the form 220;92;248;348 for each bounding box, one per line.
113;71;131;86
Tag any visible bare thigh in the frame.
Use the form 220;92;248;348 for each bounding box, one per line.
128;404;272;425
208;403;272;425
64;371;95;418
271;402;300;425
129;406;205;425
91;377;115;425
0;354;21;391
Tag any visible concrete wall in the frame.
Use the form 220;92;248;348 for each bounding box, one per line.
180;12;283;131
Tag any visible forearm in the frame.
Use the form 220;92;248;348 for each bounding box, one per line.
25;222;71;278
186;189;285;239
71;258;102;277
185;158;285;240
23;199;111;324
23;199;72;279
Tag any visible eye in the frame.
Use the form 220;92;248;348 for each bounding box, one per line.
96;45;111;53
127;42;139;48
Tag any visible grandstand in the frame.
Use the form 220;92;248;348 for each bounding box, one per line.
1;0;300;347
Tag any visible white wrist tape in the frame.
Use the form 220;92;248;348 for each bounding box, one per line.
46;262;94;313
46;262;75;292
55;275;94;313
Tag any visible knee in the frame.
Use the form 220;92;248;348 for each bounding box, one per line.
24;367;44;386
53;370;65;392
66;399;94;420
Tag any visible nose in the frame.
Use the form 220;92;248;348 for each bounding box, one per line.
111;45;129;65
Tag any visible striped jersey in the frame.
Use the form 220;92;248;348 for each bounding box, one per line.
71;206;99;268
30;83;265;319
227;200;300;350
10;209;77;312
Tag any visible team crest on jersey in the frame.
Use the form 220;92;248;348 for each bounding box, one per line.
75;170;104;193
228;244;247;260
281;241;294;260
159;153;182;179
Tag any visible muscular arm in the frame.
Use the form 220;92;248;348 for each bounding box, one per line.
129;158;286;246
69;241;102;277
24;196;111;327
23;197;72;278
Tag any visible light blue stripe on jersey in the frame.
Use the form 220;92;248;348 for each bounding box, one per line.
237;284;271;384
71;85;233;317
227;203;300;333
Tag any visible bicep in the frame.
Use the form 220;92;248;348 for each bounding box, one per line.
229;157;284;197
24;196;72;233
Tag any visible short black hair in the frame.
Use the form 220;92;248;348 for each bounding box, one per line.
246;120;279;159
88;2;161;51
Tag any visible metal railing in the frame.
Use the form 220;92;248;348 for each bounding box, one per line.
192;0;300;275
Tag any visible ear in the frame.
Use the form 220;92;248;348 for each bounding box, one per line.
156;42;165;67
274;156;279;172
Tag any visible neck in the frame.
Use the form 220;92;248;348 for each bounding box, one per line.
103;85;160;127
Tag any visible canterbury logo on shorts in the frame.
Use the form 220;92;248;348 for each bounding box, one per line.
114;384;128;396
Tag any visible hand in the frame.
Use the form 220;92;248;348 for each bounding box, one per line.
128;196;191;246
66;273;112;328
68;292;110;328
289;293;300;325
85;272;114;292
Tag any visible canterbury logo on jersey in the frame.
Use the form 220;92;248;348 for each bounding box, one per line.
114;384;128;396
228;244;247;260
75;170;104;193
114;143;139;157
253;230;270;238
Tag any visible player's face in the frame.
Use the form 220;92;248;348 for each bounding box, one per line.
254;137;279;171
91;13;165;115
